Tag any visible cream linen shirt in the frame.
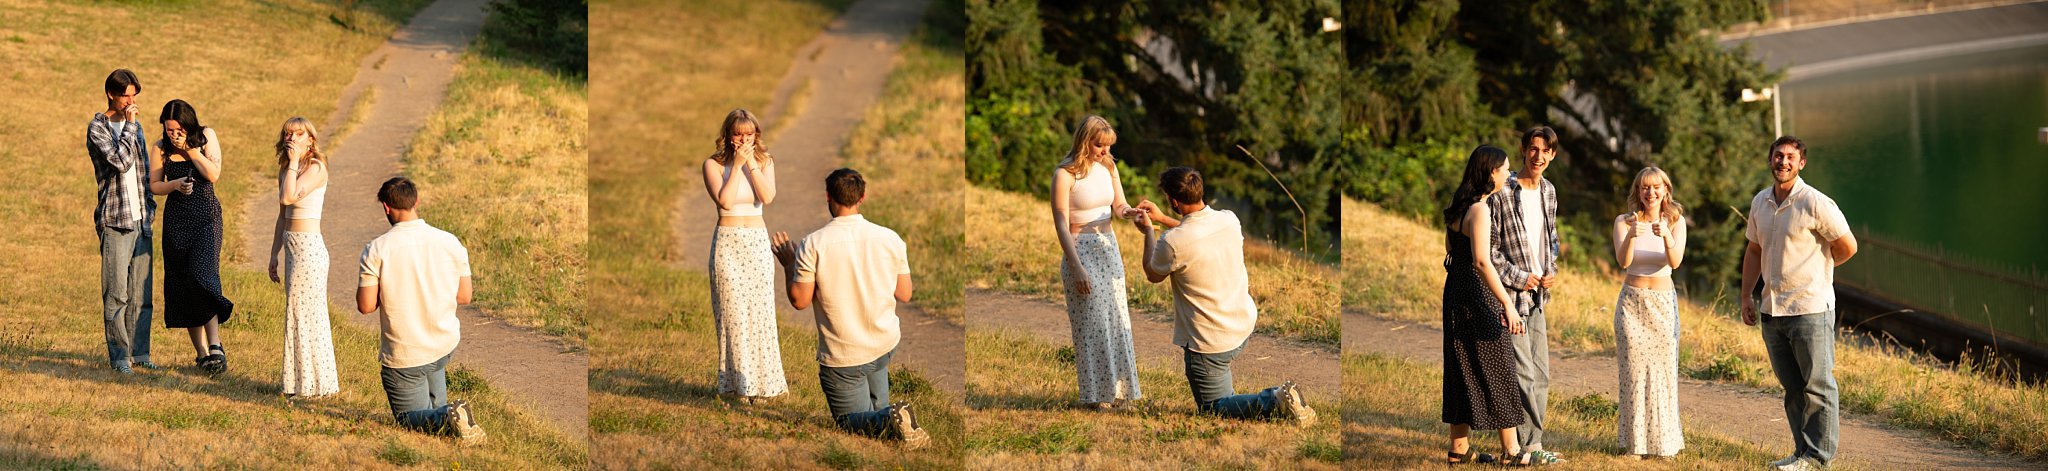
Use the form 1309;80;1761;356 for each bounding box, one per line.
1746;178;1852;317
359;219;471;368
795;214;909;367
1146;207;1259;354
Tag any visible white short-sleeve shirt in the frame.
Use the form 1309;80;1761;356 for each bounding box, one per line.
1746;178;1852;317
359;219;472;368
795;214;909;367
1144;207;1259;354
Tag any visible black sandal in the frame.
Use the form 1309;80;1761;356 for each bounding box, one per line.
1447;449;1495;465
205;345;227;374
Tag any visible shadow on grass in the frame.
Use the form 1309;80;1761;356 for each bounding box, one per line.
589;367;720;405
0;442;101;470
0;346;367;425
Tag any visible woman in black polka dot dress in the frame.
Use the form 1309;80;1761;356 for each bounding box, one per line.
1440;145;1535;464
151;100;234;375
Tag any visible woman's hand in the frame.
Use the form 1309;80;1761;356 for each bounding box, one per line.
737;145;758;169
1071;274;1092;296
1504;309;1525;335
268;256;281;283
1650;219;1666;238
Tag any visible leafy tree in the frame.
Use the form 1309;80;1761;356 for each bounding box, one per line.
969;0;1345;259
1346;0;1779;293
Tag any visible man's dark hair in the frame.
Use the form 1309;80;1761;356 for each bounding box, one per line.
1770;135;1806;157
1158;167;1204;205
104;69;140;97
826;168;865;207
1520;125;1558;150
378;177;419;210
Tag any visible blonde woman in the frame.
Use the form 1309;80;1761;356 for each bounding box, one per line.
702;108;787;403
268;117;339;398
1611;166;1687;458
1050;115;1143;409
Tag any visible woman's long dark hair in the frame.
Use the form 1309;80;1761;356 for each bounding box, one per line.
156;99;207;155
1443;145;1509;227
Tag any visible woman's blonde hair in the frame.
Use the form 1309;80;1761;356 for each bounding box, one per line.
713;108;771;166
273;117;323;168
1057;115;1116;178
1628;166;1683;224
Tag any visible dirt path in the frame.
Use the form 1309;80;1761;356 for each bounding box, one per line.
970;289;1339;400
238;0;587;440
1343;309;2037;469
665;0;961;400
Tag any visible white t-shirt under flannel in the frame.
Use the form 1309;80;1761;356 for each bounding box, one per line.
1517;187;1546;271
1746;178;1852;317
795;214;909;368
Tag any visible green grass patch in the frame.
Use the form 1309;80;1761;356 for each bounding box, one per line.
376;438;427;467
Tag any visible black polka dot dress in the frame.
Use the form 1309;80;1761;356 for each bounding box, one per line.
161;159;234;329
1441;227;1525;430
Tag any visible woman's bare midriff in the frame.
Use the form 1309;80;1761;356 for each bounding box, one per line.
1069;219;1114;234
719;215;766;228
1624;274;1674;290
286;219;320;233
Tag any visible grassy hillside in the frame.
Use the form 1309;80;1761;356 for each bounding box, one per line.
0;1;581;467
1342;197;2048;461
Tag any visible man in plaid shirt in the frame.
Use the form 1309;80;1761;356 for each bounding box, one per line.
1488;125;1563;455
86;69;157;374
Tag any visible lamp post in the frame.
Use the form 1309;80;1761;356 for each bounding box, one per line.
1742;85;1782;137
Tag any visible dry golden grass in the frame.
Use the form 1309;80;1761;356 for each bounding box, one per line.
841;7;966;322
0;1;582;467
966;330;1341;469
1735;0;2018;30
589;0;963;467
589;271;963;469
1341;353;1788;469
969;186;1340;346
587;0;852;282
403;45;588;343
1;270;583;468
1342;197;2048;460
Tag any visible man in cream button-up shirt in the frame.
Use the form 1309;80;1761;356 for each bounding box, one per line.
1136;167;1314;426
357;178;484;441
1741;136;1858;471
772;168;929;449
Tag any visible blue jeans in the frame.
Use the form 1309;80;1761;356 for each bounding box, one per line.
1762;310;1839;464
98;226;153;368
1183;340;1281;419
819;349;894;436
382;352;454;433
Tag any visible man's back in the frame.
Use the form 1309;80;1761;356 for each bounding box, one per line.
1150;208;1257;354
796;215;908;368
360;219;471;368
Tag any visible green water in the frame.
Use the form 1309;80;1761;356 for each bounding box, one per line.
1786;44;2048;277
1783;43;2048;345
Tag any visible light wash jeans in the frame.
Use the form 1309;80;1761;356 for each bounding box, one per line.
1183;340;1281;419
820;349;894;436
98;226;153;368
382;352;455;433
1761;310;1840;465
